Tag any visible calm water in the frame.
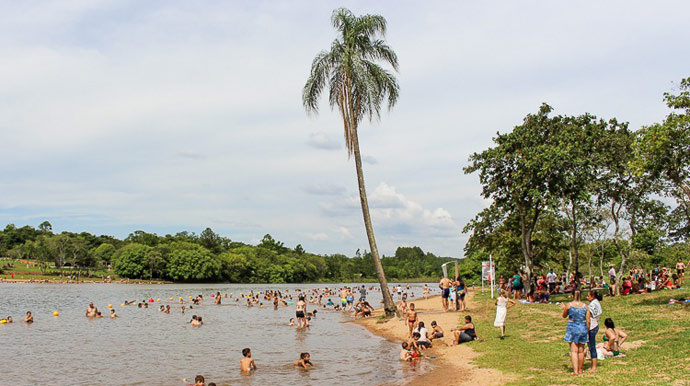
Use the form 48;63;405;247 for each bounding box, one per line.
0;282;433;385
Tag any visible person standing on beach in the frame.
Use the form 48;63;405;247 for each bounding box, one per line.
439;276;451;311
406;303;418;338
493;290;516;339
296;296;307;328
423;284;429;299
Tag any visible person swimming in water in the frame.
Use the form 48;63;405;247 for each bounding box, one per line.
86;303;98;318
294;352;314;369
214;292;222;305
240;348;257;372
24;311;33;323
110;309;118;318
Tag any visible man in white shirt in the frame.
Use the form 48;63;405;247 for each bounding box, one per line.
608;266;616;283
546;270;557;294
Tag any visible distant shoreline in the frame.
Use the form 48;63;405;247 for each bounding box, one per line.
0;276;436;285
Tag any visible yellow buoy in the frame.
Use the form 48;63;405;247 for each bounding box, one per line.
121;303;125;306
188;296;192;299
53;311;59;317
157;299;161;302
0;320;7;324
170;297;173;301
108;304;113;308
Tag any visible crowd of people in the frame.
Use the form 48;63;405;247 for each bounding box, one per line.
496;258;687;303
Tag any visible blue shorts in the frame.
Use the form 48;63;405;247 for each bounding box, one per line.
442;288;450;298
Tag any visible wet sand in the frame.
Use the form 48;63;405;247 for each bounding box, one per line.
356;292;510;386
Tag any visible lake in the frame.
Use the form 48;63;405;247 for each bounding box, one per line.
0;282;433;385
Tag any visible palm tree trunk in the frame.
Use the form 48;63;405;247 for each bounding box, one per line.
351;125;397;316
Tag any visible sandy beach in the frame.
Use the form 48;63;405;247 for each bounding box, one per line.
357;292;510;386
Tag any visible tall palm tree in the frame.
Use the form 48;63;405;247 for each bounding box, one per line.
303;7;399;316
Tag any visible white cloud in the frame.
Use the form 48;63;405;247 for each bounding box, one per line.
307;232;329;241
0;1;688;258
307;132;341;150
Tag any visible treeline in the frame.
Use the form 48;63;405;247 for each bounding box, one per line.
464;77;690;291
0;223;474;283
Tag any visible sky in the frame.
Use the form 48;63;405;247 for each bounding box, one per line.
1;0;689;258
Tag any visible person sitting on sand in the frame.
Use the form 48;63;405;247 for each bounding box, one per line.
24;311;33;323
428;321;444;341
406;303;418;338
240;348;257;372
407;333;422;355
110;309;118;318
452;315;477;345
415;322;431;349
294;352;314;369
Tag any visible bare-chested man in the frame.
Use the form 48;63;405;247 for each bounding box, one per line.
439;276;451;312
85;303;98;318
406;303;418;338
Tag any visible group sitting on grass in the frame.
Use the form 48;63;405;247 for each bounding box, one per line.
497;259;686;303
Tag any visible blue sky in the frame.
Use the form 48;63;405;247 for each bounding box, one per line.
1;0;689;257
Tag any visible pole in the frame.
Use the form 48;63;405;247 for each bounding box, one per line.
490;254;494;299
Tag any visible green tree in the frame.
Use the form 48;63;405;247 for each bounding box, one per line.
39;221;52;234
93;243;116;265
165;243;220;281
112;243;150;278
199;227;224;254
303;8;399;315
465;105;568;292
634;77;690;240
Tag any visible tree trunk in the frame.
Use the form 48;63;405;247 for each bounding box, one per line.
599;246;604;278
571;204;579;276
520;213;534;294
351;126;397;316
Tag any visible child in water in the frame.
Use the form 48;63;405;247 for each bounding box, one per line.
294;352;314;368
400;342;412;361
193;375;205;386
289;318;295;326
240;348;257;372
110;309;118;318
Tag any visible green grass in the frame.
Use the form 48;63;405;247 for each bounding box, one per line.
0;258;168;283
466;289;690;385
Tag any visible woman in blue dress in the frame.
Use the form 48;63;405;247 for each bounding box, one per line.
561;290;591;375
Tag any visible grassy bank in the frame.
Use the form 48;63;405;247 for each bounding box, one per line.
464;288;690;385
